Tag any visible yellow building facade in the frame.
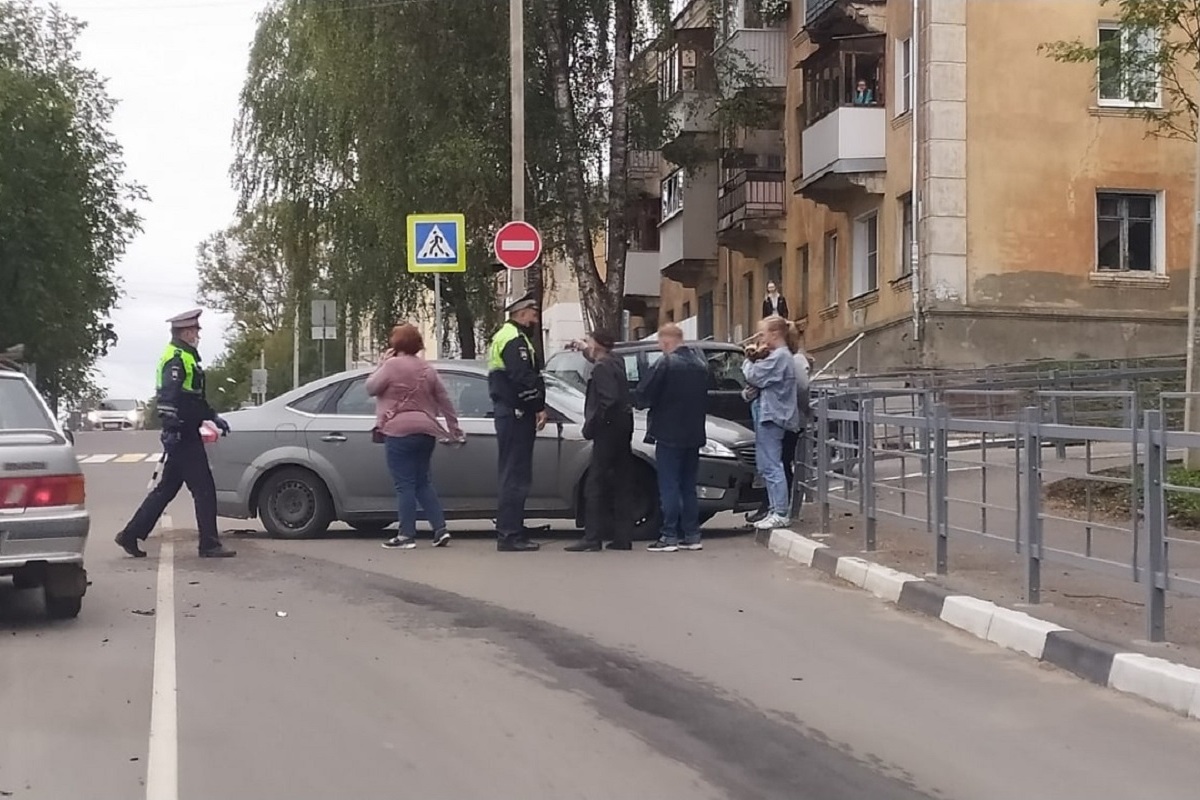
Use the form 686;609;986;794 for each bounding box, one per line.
649;0;1194;371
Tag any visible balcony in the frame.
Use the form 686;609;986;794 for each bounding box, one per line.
805;0;886;33
624;249;661;299
659;167;718;288
717;169;786;252
797;106;886;206
717;27;789;90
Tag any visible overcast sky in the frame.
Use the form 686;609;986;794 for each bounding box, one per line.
52;0;266;399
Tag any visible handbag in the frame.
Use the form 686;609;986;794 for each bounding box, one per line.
371;366;429;444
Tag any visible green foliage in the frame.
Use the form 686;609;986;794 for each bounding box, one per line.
1041;0;1200;141
0;1;143;406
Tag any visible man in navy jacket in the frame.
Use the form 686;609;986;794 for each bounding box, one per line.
635;323;709;552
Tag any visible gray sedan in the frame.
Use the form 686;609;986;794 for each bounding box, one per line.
207;362;763;540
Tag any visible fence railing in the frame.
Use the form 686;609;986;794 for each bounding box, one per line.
793;387;1200;643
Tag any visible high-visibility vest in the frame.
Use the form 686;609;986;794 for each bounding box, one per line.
156;344;200;393
487;322;534;372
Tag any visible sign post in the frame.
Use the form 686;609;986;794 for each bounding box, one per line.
311;299;337;377
407;213;467;359
250;368;268;405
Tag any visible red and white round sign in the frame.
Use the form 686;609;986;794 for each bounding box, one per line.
493;221;542;271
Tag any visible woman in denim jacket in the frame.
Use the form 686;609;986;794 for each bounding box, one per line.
742;316;800;531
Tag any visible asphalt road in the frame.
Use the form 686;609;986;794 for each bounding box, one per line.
3;430;1200;799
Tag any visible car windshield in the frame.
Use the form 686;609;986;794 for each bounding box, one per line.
0;377;54;431
99;399;137;411
545;351;590;392
644;348;749;390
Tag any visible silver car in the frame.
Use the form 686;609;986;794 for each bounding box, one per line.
87;398;147;431
0;369;90;618
207;362;763;539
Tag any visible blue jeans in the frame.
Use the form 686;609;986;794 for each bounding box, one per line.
384;434;446;538
655;443;700;545
756;421;789;516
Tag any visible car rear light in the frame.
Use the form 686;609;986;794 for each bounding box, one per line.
0;474;86;510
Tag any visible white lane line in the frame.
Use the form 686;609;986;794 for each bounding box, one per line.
115;453;149;464
145;538;178;800
80;454;117;464
145;453;164;463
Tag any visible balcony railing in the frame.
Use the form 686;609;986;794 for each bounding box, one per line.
806;0;840;26
718;169;786;231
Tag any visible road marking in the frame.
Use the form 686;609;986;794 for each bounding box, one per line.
145;453;164;463
79;454;117;464
145;538;178;800
115;453;148;463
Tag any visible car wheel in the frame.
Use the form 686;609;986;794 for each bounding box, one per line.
259;467;334;540
629;462;663;542
44;592;82;619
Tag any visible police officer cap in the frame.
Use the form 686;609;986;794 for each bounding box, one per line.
167;309;203;329
505;293;537;315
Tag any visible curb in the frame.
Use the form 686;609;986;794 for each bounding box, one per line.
757;528;1200;720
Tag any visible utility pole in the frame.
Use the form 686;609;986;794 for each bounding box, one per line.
1184;120;1200;468
509;0;525;304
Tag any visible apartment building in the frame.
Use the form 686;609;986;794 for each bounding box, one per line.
650;0;1194;371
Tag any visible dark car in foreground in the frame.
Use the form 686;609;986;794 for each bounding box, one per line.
206;362;763;540
545;340;752;428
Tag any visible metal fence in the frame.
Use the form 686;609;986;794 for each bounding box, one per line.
792;384;1200;643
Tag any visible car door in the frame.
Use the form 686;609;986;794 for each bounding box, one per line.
434;371;499;510
303;376;393;514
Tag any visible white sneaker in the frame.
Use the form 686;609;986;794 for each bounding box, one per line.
754;514;791;531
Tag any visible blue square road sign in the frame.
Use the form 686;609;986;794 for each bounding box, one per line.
407;213;467;273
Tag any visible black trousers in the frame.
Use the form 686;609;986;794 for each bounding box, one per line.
583;417;634;546
120;434;221;551
495;410;536;540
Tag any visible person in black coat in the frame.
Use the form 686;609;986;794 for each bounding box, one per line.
566;329;634;552
762;281;789;319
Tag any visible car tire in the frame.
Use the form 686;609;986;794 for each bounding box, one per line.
45;592;82;619
259;467;335;540
629;462;663;542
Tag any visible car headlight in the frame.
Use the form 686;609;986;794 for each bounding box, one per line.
700;439;737;459
127;410;139;421
86;411;99;422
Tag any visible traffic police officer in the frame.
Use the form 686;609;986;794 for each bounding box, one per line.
114;309;236;558
488;292;547;552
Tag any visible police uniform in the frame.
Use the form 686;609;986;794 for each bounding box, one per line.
114;310;236;558
488;294;546;551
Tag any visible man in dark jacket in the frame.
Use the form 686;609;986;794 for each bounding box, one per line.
566;330;634;552
635;323;709;553
487;292;548;552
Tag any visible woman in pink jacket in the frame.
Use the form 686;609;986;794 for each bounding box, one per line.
365;324;464;549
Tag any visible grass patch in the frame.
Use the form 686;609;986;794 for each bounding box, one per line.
1044;462;1200;529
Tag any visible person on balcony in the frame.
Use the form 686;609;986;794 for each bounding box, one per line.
853;79;875;106
762;281;789;319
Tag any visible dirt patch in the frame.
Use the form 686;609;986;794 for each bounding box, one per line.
1044;462;1200;533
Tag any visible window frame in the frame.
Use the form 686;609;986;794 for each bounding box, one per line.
1096;22;1162;108
895;37;913;117
898;193;914;278
852;212;880;297
1094;190;1164;275
823;231;839;308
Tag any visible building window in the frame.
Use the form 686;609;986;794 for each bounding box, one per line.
803;40;885;125
1097;23;1160;106
899;194;914;277
895;37;913;116
798;245;810;318
1096;191;1160;273
853;213;879;296
764;257;783;289
698;292;714;339
823;231;839;307
661;170;686;221
743;272;755;331
667;308;676;323
682;300;692;320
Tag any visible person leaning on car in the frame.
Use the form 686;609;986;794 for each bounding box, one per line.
635;323;709;553
565;329;634;552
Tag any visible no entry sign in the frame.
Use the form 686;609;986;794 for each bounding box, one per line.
493;221;542;271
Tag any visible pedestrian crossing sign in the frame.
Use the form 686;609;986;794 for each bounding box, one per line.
407;213;467;273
